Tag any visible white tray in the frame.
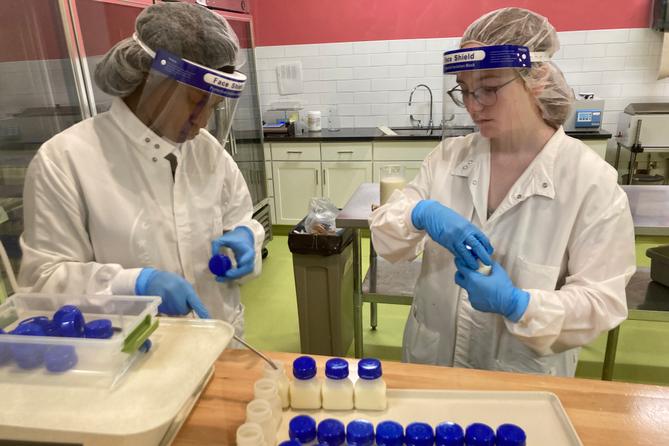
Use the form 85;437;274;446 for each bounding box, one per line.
277;389;583;446
0;318;234;446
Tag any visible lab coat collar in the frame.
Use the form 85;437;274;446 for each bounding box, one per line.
451;128;561;200
109;97;179;159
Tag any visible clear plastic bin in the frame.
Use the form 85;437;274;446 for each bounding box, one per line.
0;293;160;388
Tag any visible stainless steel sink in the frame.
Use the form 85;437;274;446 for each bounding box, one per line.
389;127;441;137
388;126;475;138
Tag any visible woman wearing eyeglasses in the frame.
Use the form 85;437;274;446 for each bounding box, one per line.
370;7;635;376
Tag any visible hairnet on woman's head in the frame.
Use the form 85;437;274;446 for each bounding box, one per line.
94;2;240;97
461;7;574;129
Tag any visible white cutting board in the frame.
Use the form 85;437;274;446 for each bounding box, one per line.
0;318;233;446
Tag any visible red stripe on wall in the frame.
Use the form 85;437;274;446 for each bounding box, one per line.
252;0;654;47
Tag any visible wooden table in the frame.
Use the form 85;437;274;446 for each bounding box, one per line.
173;350;669;446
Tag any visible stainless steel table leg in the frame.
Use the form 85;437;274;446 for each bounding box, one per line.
627;151;637;185
601;326;620;381
370;236;377;330
371;303;377;330
353;228;363;358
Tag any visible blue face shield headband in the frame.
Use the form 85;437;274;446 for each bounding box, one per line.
443;45;550;74
132;33;246;144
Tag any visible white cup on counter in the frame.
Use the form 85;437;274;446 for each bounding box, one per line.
307;111;321;132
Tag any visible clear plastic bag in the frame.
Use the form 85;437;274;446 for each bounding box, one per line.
304;197;339;235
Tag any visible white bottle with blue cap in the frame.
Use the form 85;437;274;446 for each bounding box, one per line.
322;357;354;410
354;358;387;410
289;356;321;409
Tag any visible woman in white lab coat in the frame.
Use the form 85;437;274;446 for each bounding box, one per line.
18;3;264;338
370;8;636;376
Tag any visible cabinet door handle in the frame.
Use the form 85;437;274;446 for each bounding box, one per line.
314;169;318;185
322;169;326;185
337;150;354;154
287;150;303;154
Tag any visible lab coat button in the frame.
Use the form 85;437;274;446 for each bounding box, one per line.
472;180;478;186
154;144;160;149
144;137;150;143
152;157;158;162
515;194;522;199
542;182;548;188
463;165;468;170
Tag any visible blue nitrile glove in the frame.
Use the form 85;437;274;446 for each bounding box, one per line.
453;257;530;322
411;199;493;269
135;268;210;319
211;226;255;282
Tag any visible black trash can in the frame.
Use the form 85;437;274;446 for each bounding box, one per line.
288;219;354;356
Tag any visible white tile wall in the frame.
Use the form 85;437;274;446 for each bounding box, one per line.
256;28;669;134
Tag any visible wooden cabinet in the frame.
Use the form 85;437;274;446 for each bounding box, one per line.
322;162;373;209
267;140;435;225
272;161;321;224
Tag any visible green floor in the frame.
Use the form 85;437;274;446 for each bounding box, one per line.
242;233;669;386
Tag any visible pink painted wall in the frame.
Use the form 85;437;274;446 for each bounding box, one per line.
252;0;654;46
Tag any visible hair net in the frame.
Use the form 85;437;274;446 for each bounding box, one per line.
94;2;240;97
461;7;574;129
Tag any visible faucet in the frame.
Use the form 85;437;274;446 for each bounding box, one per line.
408;84;433;135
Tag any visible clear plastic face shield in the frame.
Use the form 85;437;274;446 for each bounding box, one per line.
132;33;246;145
442;45;549;141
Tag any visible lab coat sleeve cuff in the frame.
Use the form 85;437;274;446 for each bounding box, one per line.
111;268;144;295
503;289;564;356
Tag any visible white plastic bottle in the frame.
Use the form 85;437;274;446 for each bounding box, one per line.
263;360;290;409
321;357;354;410
246;399;276;446
289;356;321;409
236;422;267;446
254;378;283;431
354;358;387;410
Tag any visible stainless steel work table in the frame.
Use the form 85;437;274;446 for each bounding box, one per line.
336;183;420;358
337;183;669;379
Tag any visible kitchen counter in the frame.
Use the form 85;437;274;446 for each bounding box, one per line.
623;185;669;236
173;350;669;446
264;127;613;142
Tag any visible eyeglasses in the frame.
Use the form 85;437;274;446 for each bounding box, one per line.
447;76;520;108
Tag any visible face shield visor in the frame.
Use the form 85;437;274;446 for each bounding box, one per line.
132;33;246;145
442;45;549;141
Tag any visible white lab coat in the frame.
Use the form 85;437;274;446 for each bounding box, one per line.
18;98;265;337
370;128;635;376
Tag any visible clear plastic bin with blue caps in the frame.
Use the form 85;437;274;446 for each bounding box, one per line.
0;293;160;387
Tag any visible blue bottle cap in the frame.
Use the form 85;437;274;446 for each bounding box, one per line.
279;442;302;446
346;419;375;446
496;424;526;446
317;418;346;446
44;345;78;373
139;339;152;353
435;422;464;446
405;422;434;446
209;254;233;276
289;415;317;443
357;357;382;380
84;319;113;339
53;305;85;338
375;420;404;446
293;355;317;380
10;322;46;369
465;423;495;446
19;316;50;329
325;357;349;379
